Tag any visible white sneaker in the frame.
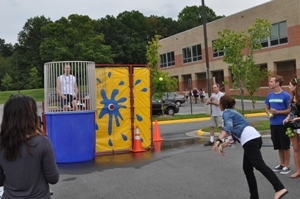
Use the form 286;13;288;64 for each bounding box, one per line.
280;167;291;175
272;165;283;172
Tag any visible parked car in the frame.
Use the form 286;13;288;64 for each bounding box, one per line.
162;92;185;107
152;99;179;116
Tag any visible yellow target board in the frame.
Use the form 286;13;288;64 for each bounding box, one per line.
95;65;151;153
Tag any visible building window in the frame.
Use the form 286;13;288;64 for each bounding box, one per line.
212;40;224;58
160;51;175;68
260;21;288;47
270;21;288;46
182;44;202;63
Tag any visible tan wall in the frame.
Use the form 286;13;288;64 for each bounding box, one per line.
159;0;300;97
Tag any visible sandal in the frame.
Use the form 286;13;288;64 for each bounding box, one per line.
274;189;288;199
290;173;300;178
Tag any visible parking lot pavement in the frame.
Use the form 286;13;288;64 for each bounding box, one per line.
50;143;299;199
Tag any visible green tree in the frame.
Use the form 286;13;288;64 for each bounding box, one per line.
27;67;42;89
11;16;52;90
177;5;224;31
15;16;52;89
95;15;126;63
147;16;178;39
115;10;150;64
0;56;11;88
40;14;114;63
244;58;270;109
0;38;14;57
96;11;151;64
1;73;13;91
214;18;272;114
146;35;178;115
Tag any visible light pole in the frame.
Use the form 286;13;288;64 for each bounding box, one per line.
201;0;211;98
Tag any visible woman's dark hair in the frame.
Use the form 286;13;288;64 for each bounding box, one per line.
0;94;40;161
219;95;236;109
290;78;300;106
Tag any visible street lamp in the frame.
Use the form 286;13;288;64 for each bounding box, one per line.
201;0;211;98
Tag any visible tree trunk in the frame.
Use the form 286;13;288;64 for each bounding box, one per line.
250;94;256;109
161;101;165;116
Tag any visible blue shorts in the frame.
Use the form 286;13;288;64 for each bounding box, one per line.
60;94;75;108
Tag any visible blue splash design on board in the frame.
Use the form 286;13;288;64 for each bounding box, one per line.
108;139;113;146
96;78;101;83
122;134;128;141
135;79;141;85
98;89;127;135
136;114;143;121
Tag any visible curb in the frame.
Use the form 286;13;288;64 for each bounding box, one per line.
185;130;271;138
155;112;267;125
160;130;273;149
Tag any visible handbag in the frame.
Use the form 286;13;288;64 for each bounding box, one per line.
284;120;300;129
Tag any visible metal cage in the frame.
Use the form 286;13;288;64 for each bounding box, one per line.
44;61;96;112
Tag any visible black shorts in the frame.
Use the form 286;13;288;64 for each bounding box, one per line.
270;125;290;150
60;94;75;108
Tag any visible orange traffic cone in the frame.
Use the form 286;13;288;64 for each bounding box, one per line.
153;140;163;153
131;125;146;153
153;120;163;141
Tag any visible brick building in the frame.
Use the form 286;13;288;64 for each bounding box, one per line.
158;0;300;97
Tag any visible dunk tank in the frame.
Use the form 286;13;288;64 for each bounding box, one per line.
43;61;152;163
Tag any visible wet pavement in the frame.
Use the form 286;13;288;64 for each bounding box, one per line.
1;102;299;198
50;114;298;199
51;140;299;199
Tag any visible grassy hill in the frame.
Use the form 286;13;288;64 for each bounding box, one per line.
0;89;44;104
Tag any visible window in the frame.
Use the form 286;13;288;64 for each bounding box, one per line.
182;44;202;63
260;21;288;47
270;21;288;46
212;40;224;58
160;51;175;68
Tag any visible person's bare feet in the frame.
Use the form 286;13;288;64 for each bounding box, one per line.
290;172;300;178
274;189;288;199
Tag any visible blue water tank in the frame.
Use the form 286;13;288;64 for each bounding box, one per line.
45;111;95;163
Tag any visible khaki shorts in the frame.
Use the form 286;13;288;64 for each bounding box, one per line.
209;116;222;128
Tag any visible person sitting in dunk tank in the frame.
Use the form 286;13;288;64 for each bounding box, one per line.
56;64;78;111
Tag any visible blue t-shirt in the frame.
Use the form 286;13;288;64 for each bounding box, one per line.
265;91;290;125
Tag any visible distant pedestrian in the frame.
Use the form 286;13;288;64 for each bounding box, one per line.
185;89;189;102
213;95;288;199
192;88;199;103
265;75;291;175
188;89;193;103
204;83;224;146
283;77;300;178
199;88;205;103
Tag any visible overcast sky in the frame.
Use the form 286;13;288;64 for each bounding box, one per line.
1;0;271;44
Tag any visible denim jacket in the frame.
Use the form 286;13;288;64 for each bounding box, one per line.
222;109;250;139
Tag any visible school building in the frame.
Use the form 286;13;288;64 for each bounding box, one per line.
158;0;300;97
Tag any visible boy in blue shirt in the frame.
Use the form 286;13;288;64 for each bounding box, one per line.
265;75;291;174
